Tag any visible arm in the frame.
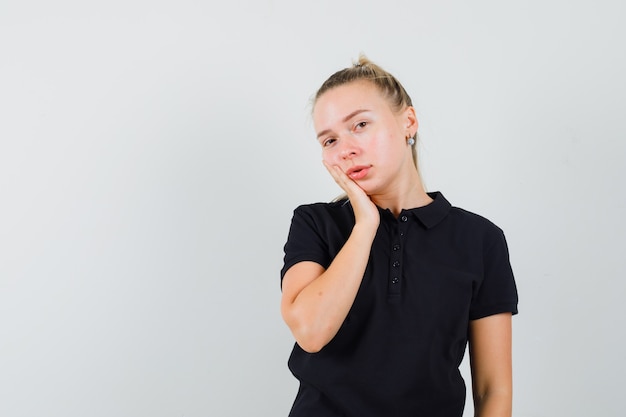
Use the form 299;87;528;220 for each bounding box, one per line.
468;313;513;417
280;162;379;353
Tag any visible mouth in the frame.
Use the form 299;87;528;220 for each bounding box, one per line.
346;165;371;180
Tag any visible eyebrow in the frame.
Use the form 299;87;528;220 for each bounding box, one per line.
316;109;371;140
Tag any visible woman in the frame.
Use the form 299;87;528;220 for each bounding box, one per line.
280;56;518;417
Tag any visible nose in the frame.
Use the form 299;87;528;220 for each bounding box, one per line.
339;137;359;159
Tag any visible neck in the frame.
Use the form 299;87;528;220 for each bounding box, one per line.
370;171;432;217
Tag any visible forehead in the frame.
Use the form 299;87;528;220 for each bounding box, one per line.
313;81;390;123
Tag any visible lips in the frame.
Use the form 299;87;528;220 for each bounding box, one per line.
346;165;371;180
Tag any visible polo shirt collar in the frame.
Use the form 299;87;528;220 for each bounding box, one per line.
407;191;451;229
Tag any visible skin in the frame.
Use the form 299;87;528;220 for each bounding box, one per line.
315;80;428;216
470;313;513;417
281;80;512;417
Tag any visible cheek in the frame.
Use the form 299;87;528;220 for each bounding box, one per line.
321;149;336;164
384;132;404;154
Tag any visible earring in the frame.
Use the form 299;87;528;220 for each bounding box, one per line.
407;137;415;146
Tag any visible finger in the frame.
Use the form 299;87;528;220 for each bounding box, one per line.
322;161;345;185
322;161;360;194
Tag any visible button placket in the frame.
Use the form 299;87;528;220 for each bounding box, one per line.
389;214;408;296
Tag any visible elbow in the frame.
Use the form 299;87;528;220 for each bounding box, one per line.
472;387;512;417
295;335;326;353
282;306;332;353
288;321;331;353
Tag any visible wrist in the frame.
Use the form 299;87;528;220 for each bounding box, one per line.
352;221;379;240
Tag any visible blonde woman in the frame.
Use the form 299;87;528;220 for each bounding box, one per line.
280;56;518;417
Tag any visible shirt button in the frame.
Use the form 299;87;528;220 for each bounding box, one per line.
392;277;399;284
400;215;408;222
392;261;400;267
393;244;400;251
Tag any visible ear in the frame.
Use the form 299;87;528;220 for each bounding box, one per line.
403;106;418;137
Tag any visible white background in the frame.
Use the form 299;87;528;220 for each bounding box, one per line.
1;1;624;416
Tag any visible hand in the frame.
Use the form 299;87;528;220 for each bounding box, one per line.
323;161;380;229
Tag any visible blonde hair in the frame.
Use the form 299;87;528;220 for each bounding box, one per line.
313;54;422;198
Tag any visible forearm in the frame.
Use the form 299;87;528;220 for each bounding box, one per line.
473;389;512;417
286;223;377;352
469;314;513;417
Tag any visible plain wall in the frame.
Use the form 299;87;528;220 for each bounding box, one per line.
1;1;624;416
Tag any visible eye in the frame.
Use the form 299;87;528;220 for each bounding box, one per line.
354;121;367;130
322;138;336;147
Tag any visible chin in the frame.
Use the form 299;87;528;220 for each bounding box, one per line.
359;184;378;196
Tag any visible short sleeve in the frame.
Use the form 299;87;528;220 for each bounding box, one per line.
280;206;332;286
469;229;519;320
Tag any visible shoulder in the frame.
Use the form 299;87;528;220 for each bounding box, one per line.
434;193;507;250
427;192;504;234
451;206;510;256
448;205;504;234
293;198;349;212
282;200;355;274
292;199;354;223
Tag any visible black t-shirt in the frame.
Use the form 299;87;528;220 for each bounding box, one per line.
281;192;518;417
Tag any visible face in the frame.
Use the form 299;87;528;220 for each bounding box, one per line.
313;81;417;195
